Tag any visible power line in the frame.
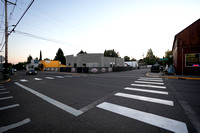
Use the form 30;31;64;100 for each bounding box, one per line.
14;30;72;46
8;0;18;25
9;0;34;34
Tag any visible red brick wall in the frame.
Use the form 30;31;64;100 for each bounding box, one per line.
173;19;200;75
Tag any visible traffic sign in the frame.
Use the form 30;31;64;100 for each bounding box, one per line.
160;58;168;61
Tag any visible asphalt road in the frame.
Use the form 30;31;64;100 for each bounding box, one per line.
0;69;199;133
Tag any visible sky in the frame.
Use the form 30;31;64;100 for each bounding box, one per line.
0;0;200;64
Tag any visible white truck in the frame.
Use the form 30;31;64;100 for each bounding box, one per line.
124;61;139;69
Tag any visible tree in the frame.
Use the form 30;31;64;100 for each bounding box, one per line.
27;55;33;63
104;49;119;57
164;50;173;65
124;56;130;61
44;58;50;60
54;48;66;65
78;50;87;54
39;50;42;61
131;58;136;61
144;49;156;65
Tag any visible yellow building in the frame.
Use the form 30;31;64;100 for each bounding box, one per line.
39;60;66;71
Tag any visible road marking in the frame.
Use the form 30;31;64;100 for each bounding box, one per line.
124;87;168;95
115;93;173;106
140;77;162;79
0;91;10;95
179;101;200;133
138;78;163;82
0;96;13;101
135;81;164;85
34;78;42;81
97;102;188;133
14;82;83;116
56;76;64;78
0;104;19;111
131;84;166;89
45;77;54;79
0;89;6;91
19;79;28;82
65;75;73;77
0;118;31;133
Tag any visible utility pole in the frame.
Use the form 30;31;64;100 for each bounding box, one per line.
5;0;8;68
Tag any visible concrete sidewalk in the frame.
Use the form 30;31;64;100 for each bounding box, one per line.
146;72;200;80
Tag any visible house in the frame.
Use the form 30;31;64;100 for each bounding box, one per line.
172;19;200;75
26;60;39;70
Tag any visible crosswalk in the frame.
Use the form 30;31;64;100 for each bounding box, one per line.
0;84;31;132
19;74;86;82
96;77;188;133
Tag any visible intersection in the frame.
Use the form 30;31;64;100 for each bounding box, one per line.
0;69;199;133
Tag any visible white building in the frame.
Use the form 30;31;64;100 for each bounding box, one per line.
66;53;124;68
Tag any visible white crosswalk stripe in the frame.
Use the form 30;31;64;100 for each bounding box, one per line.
124;87;168;95
19;79;28;82
131;83;166;89
115;92;174;106
34;78;42;81
135;81;164;85
97;102;188;133
45;77;54;79
55;76;64;78
138;78;163;82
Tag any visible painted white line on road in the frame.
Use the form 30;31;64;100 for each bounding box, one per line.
124;87;168;95
0;104;19;111
19;79;28;82
14;82;83;116
140;77;163;80
34;78;42;81
138;78;163;82
135;81;164;85
56;76;64;78
0;118;31;133
131;84;166;89
0;91;10;95
0;96;13;101
0;89;6;91
45;77;54;80
97;102;188;133
65;75;73;77
115;93;173;106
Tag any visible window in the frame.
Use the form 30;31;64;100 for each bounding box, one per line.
185;53;200;67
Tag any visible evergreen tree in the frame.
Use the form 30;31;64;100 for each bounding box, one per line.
39;50;42;61
78;50;87;54
144;49;156;65
104;49;119;57
54;48;66;65
27;55;33;63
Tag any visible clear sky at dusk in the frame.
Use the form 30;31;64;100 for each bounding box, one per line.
0;0;200;64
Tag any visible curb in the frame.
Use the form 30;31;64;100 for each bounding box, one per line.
146;73;200;80
0;78;11;84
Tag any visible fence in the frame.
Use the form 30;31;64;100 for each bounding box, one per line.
60;67;134;73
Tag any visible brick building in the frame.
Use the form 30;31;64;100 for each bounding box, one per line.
172;19;200;75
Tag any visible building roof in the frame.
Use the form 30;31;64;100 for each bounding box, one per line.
172;18;200;50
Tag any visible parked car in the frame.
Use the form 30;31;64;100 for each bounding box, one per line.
12;68;17;72
151;65;160;73
26;69;37;75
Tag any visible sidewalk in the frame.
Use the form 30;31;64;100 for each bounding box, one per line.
0;78;11;84
146;72;200;80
